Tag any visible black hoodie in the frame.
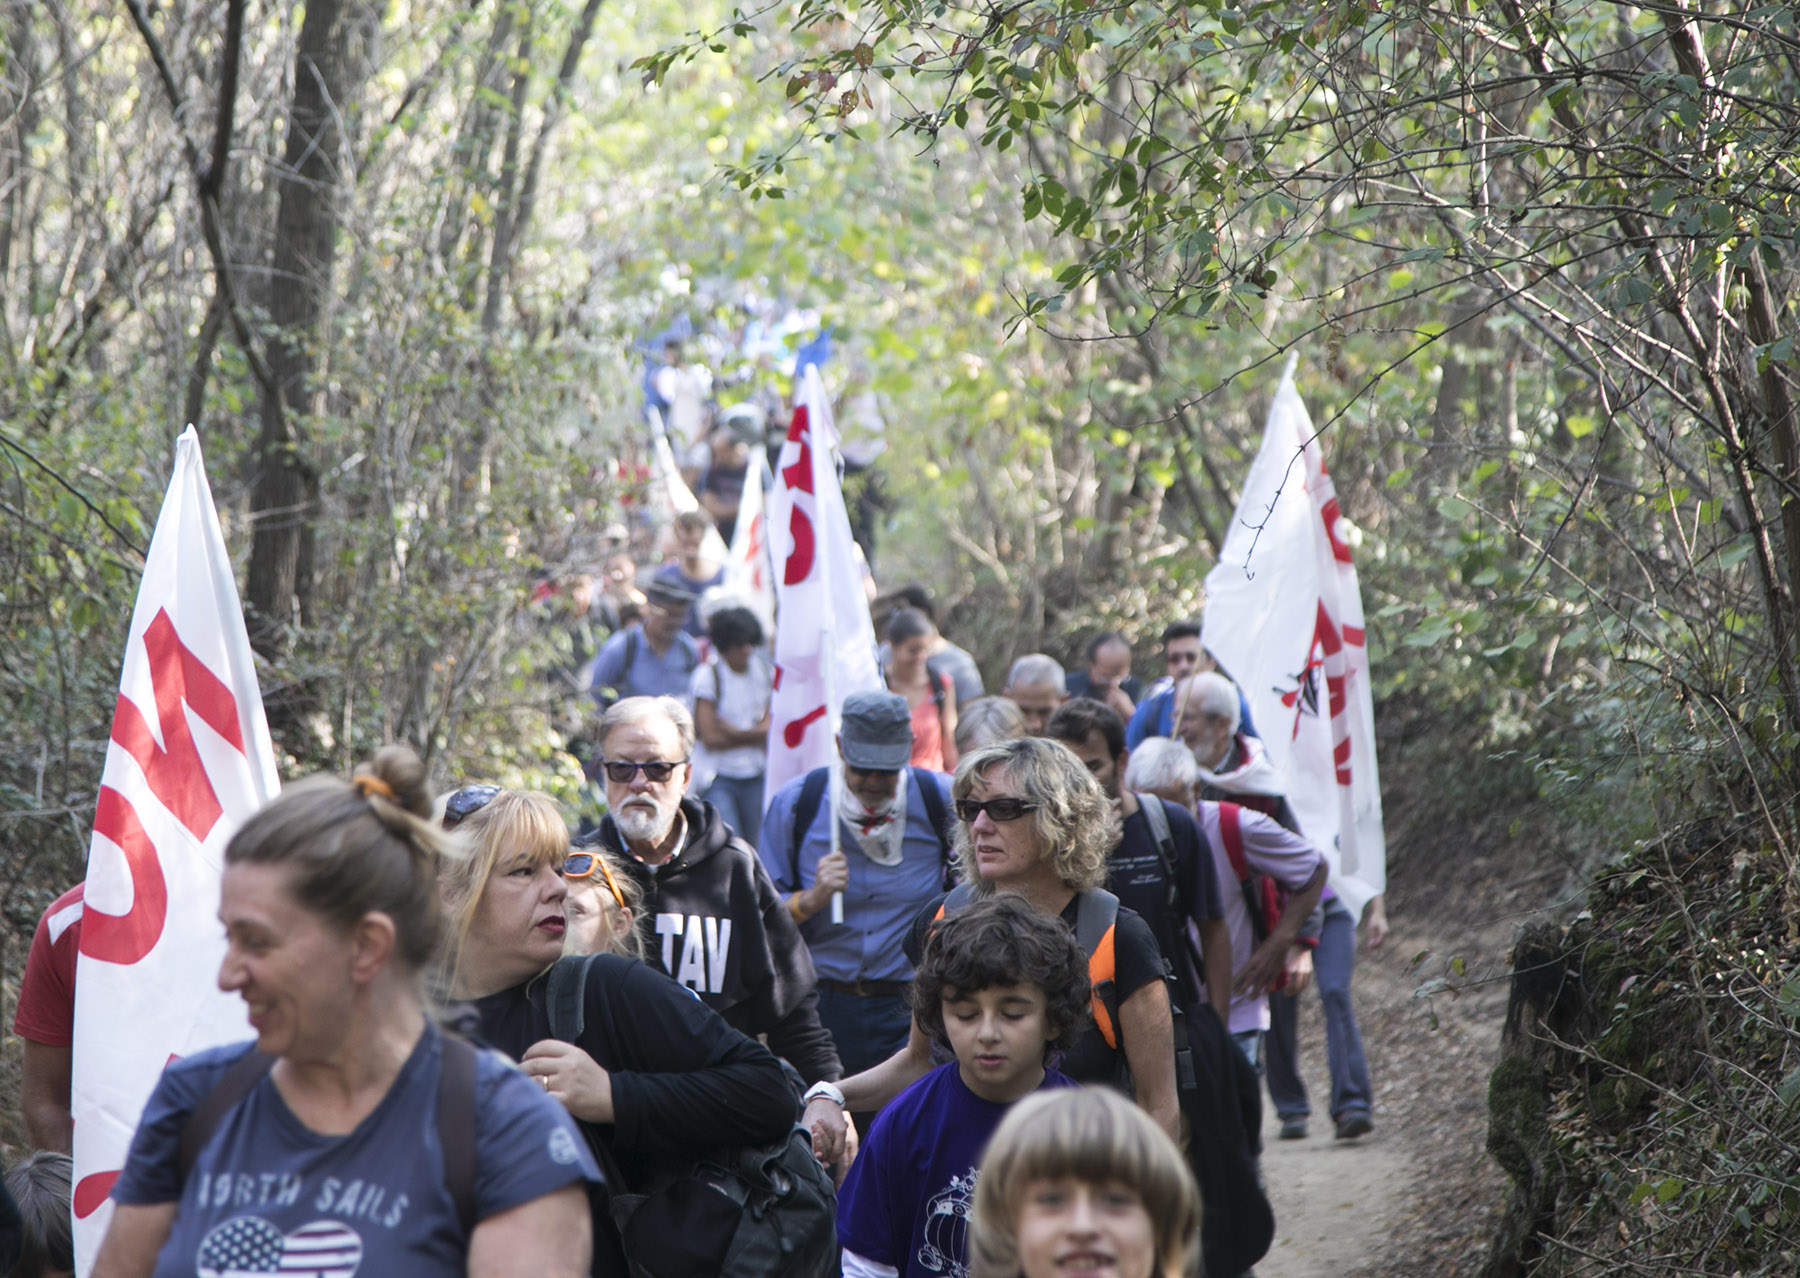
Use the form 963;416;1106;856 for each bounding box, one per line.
584;798;843;1084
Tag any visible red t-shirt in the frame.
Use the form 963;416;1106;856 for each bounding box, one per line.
13;882;84;1047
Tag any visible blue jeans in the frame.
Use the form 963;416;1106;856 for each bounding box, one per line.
1264;902;1373;1120
815;988;913;1078
704;773;765;846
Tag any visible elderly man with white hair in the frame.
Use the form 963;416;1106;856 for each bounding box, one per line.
576;695;843;1088
1000;652;1067;736
1175;671;1301;831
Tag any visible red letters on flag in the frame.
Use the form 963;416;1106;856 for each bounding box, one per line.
72;429;283;1268
1203;358;1387;923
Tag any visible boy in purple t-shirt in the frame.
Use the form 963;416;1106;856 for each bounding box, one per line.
838;895;1090;1278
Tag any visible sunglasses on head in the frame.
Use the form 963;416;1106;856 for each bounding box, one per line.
598;758;688;783
954;797;1040;824
443;784;500;828
563;851;626;910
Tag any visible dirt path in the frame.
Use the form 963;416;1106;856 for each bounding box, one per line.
1250;898;1519;1278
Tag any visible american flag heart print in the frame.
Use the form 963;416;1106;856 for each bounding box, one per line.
196;1216;363;1278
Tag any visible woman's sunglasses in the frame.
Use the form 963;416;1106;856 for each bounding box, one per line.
954;797;1040;824
598;758;688;784
564;850;627;910
442;784;500;828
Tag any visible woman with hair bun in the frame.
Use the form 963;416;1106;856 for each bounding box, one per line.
93;746;599;1278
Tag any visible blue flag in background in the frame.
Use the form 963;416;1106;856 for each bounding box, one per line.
791;326;833;395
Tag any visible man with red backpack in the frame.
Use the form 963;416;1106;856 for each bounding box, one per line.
1192;797;1327;1075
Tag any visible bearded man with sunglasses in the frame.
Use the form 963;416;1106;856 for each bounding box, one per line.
574;696;843;1089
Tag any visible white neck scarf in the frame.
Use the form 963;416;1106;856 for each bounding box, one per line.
834;773;910;866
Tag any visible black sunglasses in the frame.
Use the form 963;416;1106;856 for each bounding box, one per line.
599;758;689;784
954;797;1040;824
443;784;500;828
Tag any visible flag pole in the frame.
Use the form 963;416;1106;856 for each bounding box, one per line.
810;369;848;925
823;618;845;926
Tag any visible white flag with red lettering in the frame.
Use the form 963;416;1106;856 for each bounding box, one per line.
764;366;883;804
71;427;281;1270
1202;357;1386;921
724;448;775;632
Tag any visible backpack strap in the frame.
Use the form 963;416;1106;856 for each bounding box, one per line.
1136;794;1211;992
929;667;947;718
788;766;832;888
547;954;600;1043
1217;803;1273;946
177;1049;275;1184
1073;890;1122;1052
1218;802;1248;881
621;628;639;684
911;769;956;890
437;1036;478;1239
1134;794;1181;917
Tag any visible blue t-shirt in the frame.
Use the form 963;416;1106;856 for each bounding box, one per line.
838;1063;1076;1278
586;623;701;705
113;1029;599;1277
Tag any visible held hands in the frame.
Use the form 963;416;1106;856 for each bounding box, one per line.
521;1040;614;1124
1284;944;1315;996
796;852;850;919
805;1096;849;1167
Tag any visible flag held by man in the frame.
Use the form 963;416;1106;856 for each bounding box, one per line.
1203;357;1387;921
71;427;283;1271
764;364;883;807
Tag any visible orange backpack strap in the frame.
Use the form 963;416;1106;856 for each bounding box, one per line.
1072;890;1122;1051
1087;922;1119;1050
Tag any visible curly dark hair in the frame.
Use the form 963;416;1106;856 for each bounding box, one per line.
911;895;1092;1058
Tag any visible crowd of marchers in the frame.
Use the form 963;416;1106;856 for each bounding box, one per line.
6;530;1389;1278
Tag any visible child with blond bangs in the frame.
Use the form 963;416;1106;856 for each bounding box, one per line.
970;1087;1201;1278
837;895;1089;1278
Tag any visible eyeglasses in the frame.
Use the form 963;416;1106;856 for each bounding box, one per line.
443;784;500;828
954;797;1040;824
563;851;627;910
598;758;688;784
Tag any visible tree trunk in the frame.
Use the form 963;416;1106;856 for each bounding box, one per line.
246;0;377;657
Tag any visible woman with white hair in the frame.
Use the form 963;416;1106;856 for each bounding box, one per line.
1121;737;1199;811
1177;672;1381;1143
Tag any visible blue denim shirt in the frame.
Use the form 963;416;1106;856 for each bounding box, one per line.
757;769;954;983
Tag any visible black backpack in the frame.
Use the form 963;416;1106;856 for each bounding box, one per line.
546;955;839;1278
177;1036;479;1238
1136;796;1276;1278
788;765;956;889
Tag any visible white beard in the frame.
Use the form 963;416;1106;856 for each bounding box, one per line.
615;800;675;846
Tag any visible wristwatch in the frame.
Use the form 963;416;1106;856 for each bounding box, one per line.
803;1080;846;1108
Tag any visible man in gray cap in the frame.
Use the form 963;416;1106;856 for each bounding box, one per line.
584;575;700;706
757;690;957;1081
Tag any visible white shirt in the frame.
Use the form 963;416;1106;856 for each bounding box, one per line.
690;654;772;780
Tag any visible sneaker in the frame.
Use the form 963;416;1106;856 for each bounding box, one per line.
1278;1116;1309;1140
1334;1111;1374;1140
